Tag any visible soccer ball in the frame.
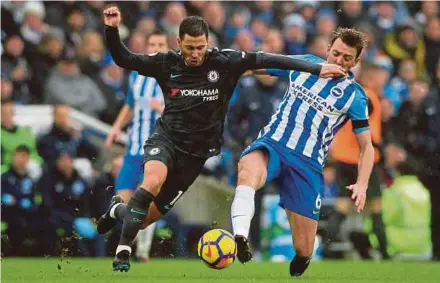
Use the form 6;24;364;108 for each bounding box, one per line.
198;229;237;270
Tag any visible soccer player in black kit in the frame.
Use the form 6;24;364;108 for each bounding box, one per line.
99;6;346;272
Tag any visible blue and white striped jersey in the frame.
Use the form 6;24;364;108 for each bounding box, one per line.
259;54;369;167
126;71;164;156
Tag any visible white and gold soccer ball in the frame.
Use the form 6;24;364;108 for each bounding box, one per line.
197;229;237;270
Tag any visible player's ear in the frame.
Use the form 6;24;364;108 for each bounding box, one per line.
354;56;361;67
177;36;182;48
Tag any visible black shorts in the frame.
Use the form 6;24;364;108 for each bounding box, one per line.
336;162;382;198
143;133;207;215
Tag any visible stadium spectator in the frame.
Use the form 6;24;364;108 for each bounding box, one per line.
387;59;417;107
414;79;440;261
383;22;426;78
337;1;369;29
424;17;440;85
1;34;33;104
224;7;251;45
160;2;187;39
283;13;307;55
369;1;398;44
261;28;285;54
43;48;106;117
64;6;86;47
295;0;319;39
135;16;157;37
1;145;43;256
233;29;256;52
308;35;328;59
251;18;270;47
1;100;41;173
1;77;14;102
315;9;337;40
127;30;147;53
37;150;96;256
29;33;64;102
390;78;430;162
202;2;226;47
77;31;106;79
37;104;99;164
94;60;127;125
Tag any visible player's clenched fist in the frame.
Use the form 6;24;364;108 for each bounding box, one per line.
103;6;121;27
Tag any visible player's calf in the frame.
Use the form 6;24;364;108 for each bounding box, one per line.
119;188;155;247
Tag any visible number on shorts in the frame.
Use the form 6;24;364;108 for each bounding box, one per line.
315;194;322;210
169;190;183;207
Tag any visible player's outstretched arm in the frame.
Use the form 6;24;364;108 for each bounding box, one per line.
347;130;374;213
253;53;346;78
103;6;161;72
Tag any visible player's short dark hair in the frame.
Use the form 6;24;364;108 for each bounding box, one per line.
15;145;30;154
179;16;209;40
330;28;367;58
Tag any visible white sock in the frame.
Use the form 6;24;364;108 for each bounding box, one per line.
110;203;123;219
135;223;156;259
116;245;132;254
231;185;255;238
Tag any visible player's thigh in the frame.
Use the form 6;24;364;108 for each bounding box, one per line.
154;152;207;215
286;209;318;257
239;140;282;190
141;133;176;194
278;158;324;221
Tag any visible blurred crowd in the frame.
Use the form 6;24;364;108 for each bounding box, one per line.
1;1;439;259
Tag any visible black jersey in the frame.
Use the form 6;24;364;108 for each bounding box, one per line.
105;26;322;157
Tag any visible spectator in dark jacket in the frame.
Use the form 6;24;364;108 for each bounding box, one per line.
228;74;287;149
1;146;43;256
1;34;33;104
37;104;99;164
37;151;96;256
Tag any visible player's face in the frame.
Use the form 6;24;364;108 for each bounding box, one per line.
327;38;360;71
177;34;208;67
146;35;168;54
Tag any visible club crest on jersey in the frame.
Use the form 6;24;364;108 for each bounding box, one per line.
149;148;160;155
330;86;344;98
207;70;219;83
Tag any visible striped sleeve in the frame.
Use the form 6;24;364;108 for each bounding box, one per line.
125;71;137;108
348;87;370;134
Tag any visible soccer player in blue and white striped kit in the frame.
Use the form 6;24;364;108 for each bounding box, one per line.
102;30;167;261
231;28;374;277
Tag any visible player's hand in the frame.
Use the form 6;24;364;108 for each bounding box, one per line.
150;98;164;113
105;127;121;148
103;6;121;27
319;64;346;78
346;183;367;213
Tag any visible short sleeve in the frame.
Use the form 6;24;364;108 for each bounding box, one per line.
125;71;137;108
348;88;370;134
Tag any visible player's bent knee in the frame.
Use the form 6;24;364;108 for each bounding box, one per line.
237;151;268;189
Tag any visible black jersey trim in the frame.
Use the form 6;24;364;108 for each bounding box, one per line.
352;119;369;129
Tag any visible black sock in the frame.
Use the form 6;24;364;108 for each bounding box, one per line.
372;213;389;259
326;210;346;242
118;188;155;248
290;255;311;277
115;204;127;221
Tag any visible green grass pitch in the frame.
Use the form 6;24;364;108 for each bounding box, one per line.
2;258;439;283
